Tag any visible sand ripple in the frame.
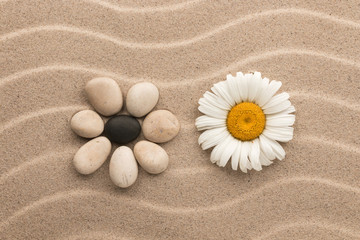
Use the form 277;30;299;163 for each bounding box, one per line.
2;8;360;48
1;0;359;239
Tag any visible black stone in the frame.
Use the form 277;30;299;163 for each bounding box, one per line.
104;115;141;145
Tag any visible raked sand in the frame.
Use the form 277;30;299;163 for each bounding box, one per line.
1;0;360;239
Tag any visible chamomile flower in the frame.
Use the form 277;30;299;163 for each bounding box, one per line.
195;72;295;172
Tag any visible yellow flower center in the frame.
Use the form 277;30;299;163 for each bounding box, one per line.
226;102;265;141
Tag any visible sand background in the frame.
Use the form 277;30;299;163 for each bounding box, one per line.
1;0;360;239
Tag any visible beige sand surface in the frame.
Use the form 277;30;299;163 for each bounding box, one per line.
1;0;360;239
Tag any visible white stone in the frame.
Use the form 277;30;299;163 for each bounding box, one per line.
85;77;123;116
109;146;138;188
126;82;159;117
134;140;169;174
70;110;104;138
142;110;180;143
73;136;111;175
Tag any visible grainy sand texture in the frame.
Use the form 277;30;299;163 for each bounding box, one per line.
1;0;360;239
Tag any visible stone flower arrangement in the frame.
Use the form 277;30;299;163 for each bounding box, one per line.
70;77;180;188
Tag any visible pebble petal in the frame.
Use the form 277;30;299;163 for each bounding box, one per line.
104;115;141;145
109;146;138;188
126;82;159;117
142;110;180;143
134;140;169;174
70;110;104;138
73;136;111;175
85;77;123;116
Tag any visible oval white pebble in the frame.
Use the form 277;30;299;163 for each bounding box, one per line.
126;82;159;117
70;110;104;138
134;140;169;174
73;136;111;175
85;77;123;116
109;146;138;188
142;110;180;143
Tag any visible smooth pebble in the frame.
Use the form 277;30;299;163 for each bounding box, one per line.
70;110;104;138
126;82;159;117
104;115;141;145
73;136;111;175
142;110;180;143
134;140;169;174
85;77;123;116
109;146;138;188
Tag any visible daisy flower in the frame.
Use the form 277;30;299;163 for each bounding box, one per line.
195;72;295;172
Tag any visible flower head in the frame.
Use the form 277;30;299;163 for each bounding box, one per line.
195;72;295;172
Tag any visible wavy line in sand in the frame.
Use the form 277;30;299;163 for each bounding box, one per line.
296;134;360;155
254;221;360;240
0;150;213;181
1;176;359;230
1;8;359;48
2;131;359;182
80;0;204;13
58;230;132;240
1;49;359;87
0;149;76;183
287;91;360;112
0;159;201;182
53;222;360;240
0;105;87;134
0;0;204;13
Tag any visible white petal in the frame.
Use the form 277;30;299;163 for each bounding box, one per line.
253;71;262;80
254;76;270;104
211;81;236;106
238;73;249;102
198;127;226;144
249;139;262;171
244;73;255;102
236;72;244;78
199;97;226;112
219;137;238;167
195;115;226;131
262;92;289;109
267;105;296;117
198;104;228;119
259;151;273;166
203;91;231;110
247;72;262;102
285;105;296;113
226;74;242;104
259;135;276;160
263;126;294;142
198;127;228;150
263;100;291;115
257;80;282;107
239;141;251;173
246;73;256;102
209;134;232;163
202;135;227;150
231;142;241;170
266;114;295;127
262;136;286;160
247;160;253;170
199;96;229;112
210;145;221;163
210;142;224;163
